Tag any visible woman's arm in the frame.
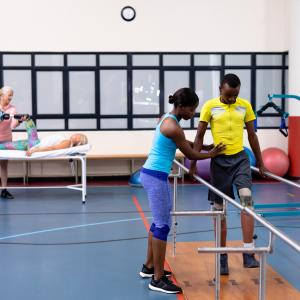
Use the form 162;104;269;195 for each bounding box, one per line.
187;140;214;151
9;106;19;129
26;140;71;156
160;118;225;160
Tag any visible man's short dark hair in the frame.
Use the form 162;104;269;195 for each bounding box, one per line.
221;74;241;88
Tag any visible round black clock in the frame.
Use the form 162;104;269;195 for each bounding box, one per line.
121;6;136;22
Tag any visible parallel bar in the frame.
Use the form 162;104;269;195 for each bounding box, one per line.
215;215;221;300
173;159;300;300
251;166;300;189
268;232;276;254
257;210;300;217
171;211;224;217
255;202;300;209
174;160;300;253
169;173;181;178
198;247;270;254
259;253;267;300
67;186;83;191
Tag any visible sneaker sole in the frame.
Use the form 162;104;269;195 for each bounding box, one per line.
139;272;152;278
148;283;181;294
139;272;172;278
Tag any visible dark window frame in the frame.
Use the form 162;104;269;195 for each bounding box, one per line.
0;51;288;131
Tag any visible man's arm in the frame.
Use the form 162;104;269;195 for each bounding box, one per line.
194;121;208;152
189;121;208;175
245;120;266;176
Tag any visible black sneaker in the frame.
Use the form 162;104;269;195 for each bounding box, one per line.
1;189;14;199
220;253;229;275
149;275;182;294
243;253;260;268
139;264;172;278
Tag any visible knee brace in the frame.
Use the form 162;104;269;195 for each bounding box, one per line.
149;223;156;233
153;225;170;241
239;188;253;209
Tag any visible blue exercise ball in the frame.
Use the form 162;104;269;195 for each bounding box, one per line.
129;169;143;187
244;146;256;166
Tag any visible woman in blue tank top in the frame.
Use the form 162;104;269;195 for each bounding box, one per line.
139;88;225;294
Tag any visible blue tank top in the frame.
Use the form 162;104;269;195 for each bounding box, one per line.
143;113;179;174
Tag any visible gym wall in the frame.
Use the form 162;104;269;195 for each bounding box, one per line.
0;0;291;178
0;0;287;52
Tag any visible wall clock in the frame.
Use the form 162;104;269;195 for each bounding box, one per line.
121;6;136;22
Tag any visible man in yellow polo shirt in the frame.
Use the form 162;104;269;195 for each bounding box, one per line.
191;73;265;275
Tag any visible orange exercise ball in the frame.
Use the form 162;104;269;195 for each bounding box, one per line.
262;147;289;177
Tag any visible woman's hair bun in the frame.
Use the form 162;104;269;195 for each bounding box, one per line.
168;95;175;104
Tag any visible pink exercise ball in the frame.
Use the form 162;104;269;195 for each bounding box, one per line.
184;157;211;180
262;147;289;177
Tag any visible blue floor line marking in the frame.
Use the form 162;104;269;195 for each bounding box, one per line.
0;216;151;241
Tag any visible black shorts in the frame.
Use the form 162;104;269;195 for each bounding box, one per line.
209;150;252;204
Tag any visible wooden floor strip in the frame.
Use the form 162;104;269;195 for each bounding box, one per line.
166;241;300;300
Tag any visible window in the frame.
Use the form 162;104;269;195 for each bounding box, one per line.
3;70;32;114
0;51;288;130
164;71;189;113
37;71;63;114
256;70;282;110
69;71;95;114
100;70;127;115
224;69;251;101
195;71;220;111
132;70;160;115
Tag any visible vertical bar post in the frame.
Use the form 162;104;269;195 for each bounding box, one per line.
259;253;266;300
75;159;79;184
215;213;221;300
81;157;87;203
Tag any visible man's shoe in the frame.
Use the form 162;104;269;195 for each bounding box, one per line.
243;253;260;268
220;253;229;275
149;275;182;294
1;189;14;199
139;264;172;278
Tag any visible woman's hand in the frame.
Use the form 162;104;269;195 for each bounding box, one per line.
17;114;30;125
208;143;226;158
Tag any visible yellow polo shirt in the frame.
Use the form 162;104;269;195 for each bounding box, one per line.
199;97;256;155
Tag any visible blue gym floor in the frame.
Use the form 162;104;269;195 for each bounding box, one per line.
0;181;300;300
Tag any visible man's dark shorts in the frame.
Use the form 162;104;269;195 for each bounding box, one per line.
209;150;252;204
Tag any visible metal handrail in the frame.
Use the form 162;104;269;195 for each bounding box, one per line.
199;247;270;253
251;166;300;189
173;159;300;253
172;159;300;300
172;211;224;217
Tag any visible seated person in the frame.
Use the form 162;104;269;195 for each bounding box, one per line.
0;118;88;156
